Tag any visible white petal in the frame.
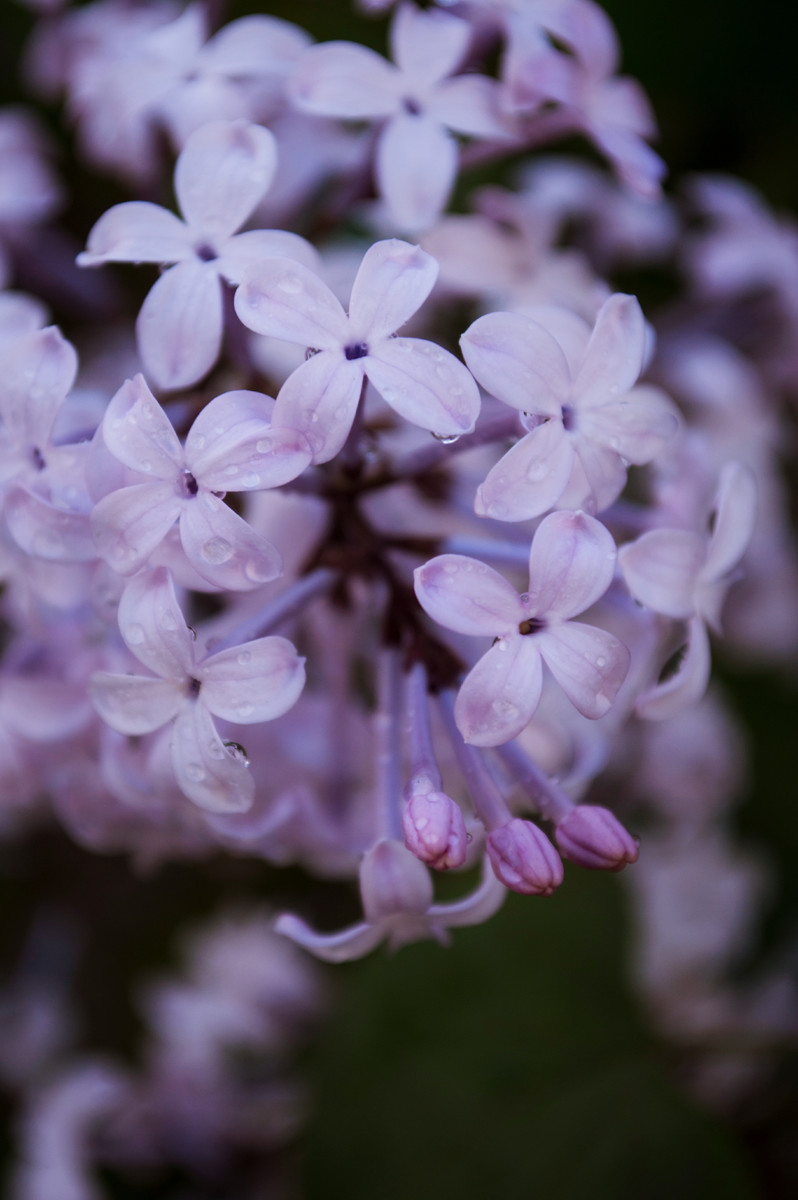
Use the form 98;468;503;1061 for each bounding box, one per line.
137;262;223;391
102;375;183;479
475;420;574;522
390;2;470;87
89;672;184;735
91;482;183;575
200;636;306;723
619;528;705;618
561;436;628;514
117;566;196;680
414;554;522;636
573;293;646;408
366;337;479;437
78;202;193;266
636;616;711;720
171;700;255;812
272;352;363;464
348;239;438;341
538;620;630;719
376;114;458;233
216;229;319;285
288;42;402;118
234;257;349;349
526;510;617;620
186;393;311;491
174;120;278;240
179;492;282;591
4;488;96;561
460;311;570;415
579;384;679;464
0;326;77;445
455;637;543;746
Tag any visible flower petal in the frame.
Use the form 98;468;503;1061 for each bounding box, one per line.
390;2;470;87
376;114;458;233
475;420;574;522
91;482;183;575
538;620;630;719
77;201;193;266
559;435;628;514
348;239;438;341
636;616;711;720
573;293;646;408
179;492;282;591
460;311;570;415
137;261;223;391
174;120;278;240
366;337;480;437
117;566;196;680
89;672;185;735
234;257;349;350
427;75;514;138
0;326;77;445
428;859;507;926
526;510;617;620
272;352;363;463
274;913;384;963
455;637;543;746
619;528;705;618
4;488;96;561
704;461;756;581
186;392;311;491
102;375;183;480
579;384;679;464
216;229;318;285
288;41;401;118
200;635;306;723
171;700;255;812
414;554;523;636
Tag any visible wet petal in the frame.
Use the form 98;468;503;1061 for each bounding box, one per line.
460;311;570;415
216;229;318;285
117;566;196;680
561;436;628;514
619;528;705;618
89;672;185;735
538;620;630;719
4;488;96;561
636;616;711;720
366;337;480;437
102;375;183;480
573;293;646;408
0;326;77;444
348;239;438;341
171;700;255;812
526;510;617;620
475;420;574;522
455;637;543;746
91;482;183;576
175;120;278;240
272;352;363;464
235;256;349;350
414;554;523;636
77;201;193;266
137;261;223;391
179;492;282;591
579;384;679;464
200;635;306;723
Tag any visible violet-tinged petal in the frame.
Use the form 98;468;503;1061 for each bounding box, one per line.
390;2;470;87
475;420;574;522
272;352;362;464
4;489;96;561
525;510;617;620
117;566;196;680
360;838;433;921
200;636;306;724
561;435;628;514
235;257;350;350
77;202;193;266
636;615;711;720
403;789;468;870
428;860;507;926
460;311;570;415
288;42;402;118
174;120;278;241
573;293;646;408
579;383;679;463
366;337;479;437
215;229;319;286
185;390;274;471
91;483;183;576
486;818;563;896
547;0;620;78
0;326;77;444
89;672;185;735
347;239;438;342
455;636;543;746
199;13;312;76
537;620;630;719
275;914;384;963
179;492;282;591
102;375;183;480
427;75;514;138
190;419;311;493
137;261;223;391
555;804;639;872
171;699;255;812
376;114;458;233
704;461;757;582
618;528;706;618
414;554;522;636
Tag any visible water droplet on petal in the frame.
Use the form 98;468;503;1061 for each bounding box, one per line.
244;556;275;584
126;623;145;645
255;437;273;454
185;762;205;782
242;472;261;488
159;608;177;631
224;740;250;767
277;274;302;295
200;537;234;565
235;702;254;719
432;432;460;445
596;656;606;668
237;650;252;666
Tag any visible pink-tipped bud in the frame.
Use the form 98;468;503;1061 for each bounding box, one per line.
486;818;564;896
403;790;468;870
555;805;639;872
359;839;433;923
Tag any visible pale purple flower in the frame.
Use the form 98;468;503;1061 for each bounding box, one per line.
460;293;678;520
90;375;311;590
402;787;468;870
235;237;480;462
78;119;317;390
288;1;513;231
414;510;630;745
89;567;306;812
554;804;639;870
486;817;564;895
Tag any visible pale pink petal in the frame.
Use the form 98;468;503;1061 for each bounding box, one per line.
91;482;183;575
538;620;630;719
274;913;384;963
4;488;96;561
348;239;438;341
460;311;570;415
455;637;543;746
198;14;312;78
234;257;349;350
137;261;223;391
636;616;711;720
704;462;757;581
573;293;646;408
619;528;706;618
376;114;458;233
525;510;616;620
89;672;185;735
200;636;306;723
578;384;679;463
186;392;311;490
179;492;282;590
171;700;255;812
216;229;319;285
560;436;628;514
427;75;514;138
390;3;470;87
288;42;402;118
414;554;523;636
475;420;574;522
174;120;278;241
428;861;507;926
545;0;619;78
102;375;183;480
367;337;480;437
0;326;77;444
117;566;196;680
272;352;363;463
77;202;193;266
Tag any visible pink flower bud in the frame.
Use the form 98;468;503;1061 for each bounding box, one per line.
359;839;433;922
402;789;468;870
486;819;564;896
555;805;639;871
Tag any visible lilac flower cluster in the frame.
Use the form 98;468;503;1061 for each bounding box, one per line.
2;0;796;1004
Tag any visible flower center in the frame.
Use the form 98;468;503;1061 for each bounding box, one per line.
345;342;369;361
518;617;546;636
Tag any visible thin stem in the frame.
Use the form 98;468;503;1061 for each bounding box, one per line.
437;691;511;832
206;567;337;653
403;662;442;795
443;535;531;567
493;741;575;824
374;646;404;840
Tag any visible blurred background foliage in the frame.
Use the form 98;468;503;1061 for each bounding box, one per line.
0;1;797;1198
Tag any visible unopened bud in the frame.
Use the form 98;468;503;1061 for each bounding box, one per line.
403;790;468;870
360;838;433;922
486;818;563;896
555;805;639;871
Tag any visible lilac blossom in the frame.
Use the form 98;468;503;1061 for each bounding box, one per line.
414;510;630;745
89;567;306;811
78;119;317;390
235;237;480;461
